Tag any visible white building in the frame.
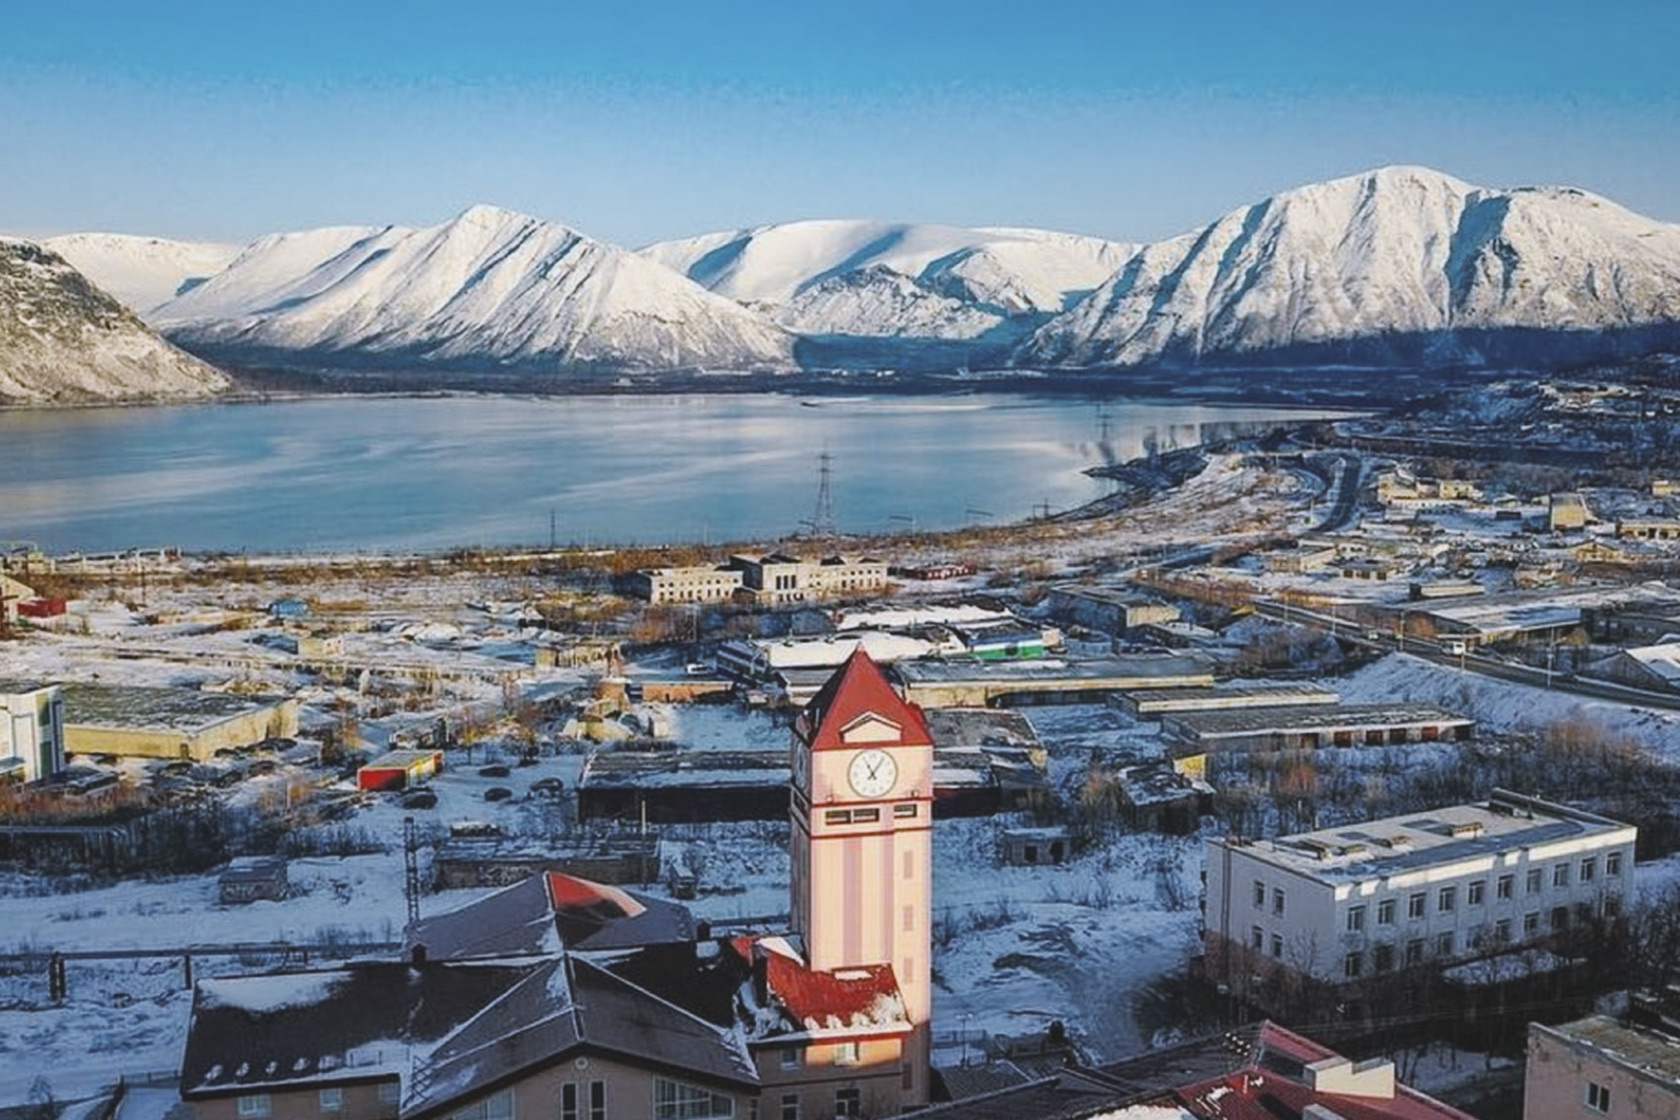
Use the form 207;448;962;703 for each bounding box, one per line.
621;565;744;605
0;679;66;782
1204;790;1635;995
729;552;888;605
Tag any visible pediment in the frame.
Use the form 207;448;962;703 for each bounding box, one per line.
839;712;902;744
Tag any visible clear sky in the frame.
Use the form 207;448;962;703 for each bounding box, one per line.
2;1;1676;247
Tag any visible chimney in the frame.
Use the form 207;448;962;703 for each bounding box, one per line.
1304;1056;1394;1099
752;949;769;1007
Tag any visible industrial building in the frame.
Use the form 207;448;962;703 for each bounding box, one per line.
59;683;299;762
1204;790;1635;999
0;679;66;782
1116;681;1338;719
892;654;1215;708
356;748;444;792
1044;585;1180;636
1162;703;1474;753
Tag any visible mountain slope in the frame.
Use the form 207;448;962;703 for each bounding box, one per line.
0;238;230;403
156;206;795;373
42;233;242;316
1019;165;1680;370
642;221;1134;354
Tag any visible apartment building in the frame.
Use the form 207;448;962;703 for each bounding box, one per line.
1204;790;1635;997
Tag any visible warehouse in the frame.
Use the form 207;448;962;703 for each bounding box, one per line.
60;683;299;762
1162;703;1474;753
893;654;1215;708
356;748;444;792
1116;681;1339;719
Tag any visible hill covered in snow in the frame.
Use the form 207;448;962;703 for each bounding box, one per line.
42;233;242;316
0;238;230;404
1019;165;1680;372
643;220;1134;368
154;205;796;376
35;166;1680;386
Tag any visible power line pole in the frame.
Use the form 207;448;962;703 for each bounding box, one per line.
403;816;421;931
803;450;838;538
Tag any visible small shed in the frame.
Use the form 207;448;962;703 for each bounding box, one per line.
1115;762;1213;834
1000;827;1070;867
218;856;289;904
357;748;444;792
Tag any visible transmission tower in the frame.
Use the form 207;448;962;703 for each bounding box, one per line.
403;815;421;930
802;450;838;538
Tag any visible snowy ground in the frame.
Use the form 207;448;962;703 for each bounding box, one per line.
1336;652;1680;760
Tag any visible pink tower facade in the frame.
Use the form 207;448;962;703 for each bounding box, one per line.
790;649;933;1105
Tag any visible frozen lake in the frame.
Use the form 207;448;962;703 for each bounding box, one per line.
0;393;1346;553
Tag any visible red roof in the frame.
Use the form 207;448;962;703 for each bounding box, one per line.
1171;1022;1477;1120
797;648;931;752
544;871;647;919
731;937;909;1034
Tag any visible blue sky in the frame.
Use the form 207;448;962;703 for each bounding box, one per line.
2;1;1676;246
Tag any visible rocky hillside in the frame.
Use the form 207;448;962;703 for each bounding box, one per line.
0;238;230;404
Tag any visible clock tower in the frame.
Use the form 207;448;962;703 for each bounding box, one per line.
790;648;932;1103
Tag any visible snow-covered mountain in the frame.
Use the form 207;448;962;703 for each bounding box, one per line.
1019;165;1680;371
155;206;795;374
642;221;1134;361
41;233;241;316
0;238;229;404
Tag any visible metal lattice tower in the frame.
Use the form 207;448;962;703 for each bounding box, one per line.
403;815;421;930
804;450;838;538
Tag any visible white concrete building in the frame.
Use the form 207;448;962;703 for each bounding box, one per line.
1204;790;1635;995
729;552;888;605
621;565;744;605
0;679;66;782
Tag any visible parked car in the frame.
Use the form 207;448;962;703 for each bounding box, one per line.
402;788;438;810
484;786;513;802
478;764;511;778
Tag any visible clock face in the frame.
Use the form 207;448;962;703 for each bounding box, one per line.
791;746;808;792
847;748;897;799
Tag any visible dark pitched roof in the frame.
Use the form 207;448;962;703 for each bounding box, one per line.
795;648;931;753
182;959;555;1097
183;954;757;1115
409;871;695;959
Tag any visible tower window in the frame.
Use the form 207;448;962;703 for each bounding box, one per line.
894;803;917;818
824;810;852;825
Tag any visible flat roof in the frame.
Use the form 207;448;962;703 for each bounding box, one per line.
1122;682;1339;707
0;678;55;696
1167;703;1471;738
60;683;288;732
894;654;1213;685
1218;791;1634;884
1536;1016;1680;1089
580;749;788;790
